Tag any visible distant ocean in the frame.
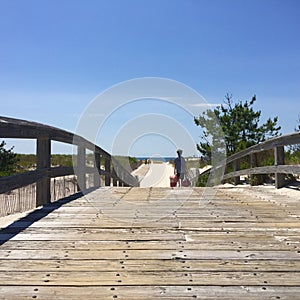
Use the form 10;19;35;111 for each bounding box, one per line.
137;157;175;162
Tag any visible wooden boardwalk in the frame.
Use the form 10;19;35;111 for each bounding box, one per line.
0;186;299;299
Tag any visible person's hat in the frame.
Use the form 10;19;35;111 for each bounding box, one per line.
177;149;183;154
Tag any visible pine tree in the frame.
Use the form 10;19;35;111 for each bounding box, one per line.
0;141;18;177
194;94;281;160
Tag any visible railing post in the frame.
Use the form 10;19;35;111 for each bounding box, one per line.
249;152;257;184
233;159;240;185
105;157;111;186
250;152;257;168
94;152;101;188
77;144;86;191
36;136;51;207
274;146;285;188
112;167;118;186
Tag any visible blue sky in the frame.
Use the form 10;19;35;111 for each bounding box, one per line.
0;0;299;156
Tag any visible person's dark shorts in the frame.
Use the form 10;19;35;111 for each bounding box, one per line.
177;173;184;180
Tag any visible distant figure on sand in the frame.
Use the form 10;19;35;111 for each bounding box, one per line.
174;149;186;187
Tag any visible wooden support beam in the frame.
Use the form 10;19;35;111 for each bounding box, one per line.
36;136;51;207
249;152;257;184
112;168;118;186
105;158;111;186
93;153;101;188
233;159;240;185
76;145;86;191
250;152;257;168
274;146;285;189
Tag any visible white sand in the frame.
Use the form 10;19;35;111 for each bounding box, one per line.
219;182;300;204
139;162;174;188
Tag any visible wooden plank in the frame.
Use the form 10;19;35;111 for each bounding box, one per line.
0;186;299;299
0;229;185;241
0;239;293;251
0;249;299;260
7;219;300;231
1;285;300;300
7;247;300;261
1;258;300;272
0;270;300;286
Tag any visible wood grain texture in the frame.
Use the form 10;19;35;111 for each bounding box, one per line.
0;186;299;299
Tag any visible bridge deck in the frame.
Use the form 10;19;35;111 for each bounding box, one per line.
0;186;299;299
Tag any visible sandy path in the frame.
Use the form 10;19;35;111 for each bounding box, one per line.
139;162;174;188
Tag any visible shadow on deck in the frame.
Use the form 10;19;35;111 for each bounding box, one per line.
0;191;85;246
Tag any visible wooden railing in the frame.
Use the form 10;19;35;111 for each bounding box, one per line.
201;132;300;189
0;116;139;208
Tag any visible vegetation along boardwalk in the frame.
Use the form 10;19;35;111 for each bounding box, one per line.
0;186;299;299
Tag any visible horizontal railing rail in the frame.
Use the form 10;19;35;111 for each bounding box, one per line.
200;132;300;189
0;116;139;208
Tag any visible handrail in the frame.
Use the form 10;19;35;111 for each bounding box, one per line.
0;116;139;207
202;132;300;189
225;132;300;164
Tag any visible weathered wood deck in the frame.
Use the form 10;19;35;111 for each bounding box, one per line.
0;186;299;299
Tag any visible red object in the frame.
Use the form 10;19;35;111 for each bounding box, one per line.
169;175;178;187
182;179;190;187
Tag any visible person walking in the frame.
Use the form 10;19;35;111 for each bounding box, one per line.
174;149;186;187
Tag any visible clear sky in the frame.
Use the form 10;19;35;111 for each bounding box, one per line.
0;0;299;156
